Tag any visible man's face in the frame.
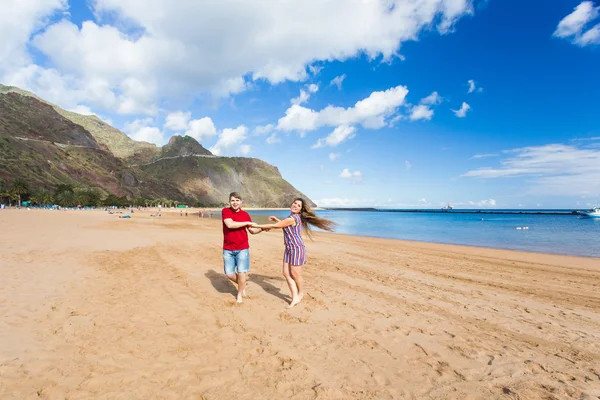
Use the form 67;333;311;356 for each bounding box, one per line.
229;196;242;211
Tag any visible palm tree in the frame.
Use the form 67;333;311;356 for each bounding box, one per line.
0;179;7;205
30;188;54;206
56;190;75;207
9;178;29;207
73;188;89;207
41;189;54;205
87;189;102;207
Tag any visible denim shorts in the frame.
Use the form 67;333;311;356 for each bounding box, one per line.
223;249;250;275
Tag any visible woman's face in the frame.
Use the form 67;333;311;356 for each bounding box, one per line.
290;200;303;214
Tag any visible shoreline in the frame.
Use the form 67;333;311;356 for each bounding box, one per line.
2;207;598;259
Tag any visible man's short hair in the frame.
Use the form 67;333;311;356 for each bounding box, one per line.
229;192;242;200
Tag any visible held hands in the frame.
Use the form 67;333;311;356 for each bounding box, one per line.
248;222;270;232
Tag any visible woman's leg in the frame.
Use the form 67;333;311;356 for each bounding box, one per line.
282;262;299;306
290;266;304;302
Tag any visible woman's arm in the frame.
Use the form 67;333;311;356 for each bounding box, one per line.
257;217;295;229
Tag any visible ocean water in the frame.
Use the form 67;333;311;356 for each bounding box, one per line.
246;209;600;258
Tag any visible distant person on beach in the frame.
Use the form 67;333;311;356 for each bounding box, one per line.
256;198;335;308
221;192;265;303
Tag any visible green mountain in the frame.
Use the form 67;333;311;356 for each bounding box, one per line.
0;84;314;207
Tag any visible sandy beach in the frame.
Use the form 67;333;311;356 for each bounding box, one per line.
0;209;599;399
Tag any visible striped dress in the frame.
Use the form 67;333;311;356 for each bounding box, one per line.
282;213;306;265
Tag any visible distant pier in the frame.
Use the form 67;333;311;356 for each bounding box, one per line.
324;208;581;216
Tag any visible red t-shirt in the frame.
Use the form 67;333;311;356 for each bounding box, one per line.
222;207;252;250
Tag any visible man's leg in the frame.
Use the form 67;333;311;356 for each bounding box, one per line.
223;250;238;285
236;272;246;303
236;249;250;303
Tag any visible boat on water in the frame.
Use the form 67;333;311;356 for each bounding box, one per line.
578;207;600;218
441;203;453;211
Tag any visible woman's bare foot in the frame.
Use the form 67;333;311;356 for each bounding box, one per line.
236;295;243;303
287;297;302;308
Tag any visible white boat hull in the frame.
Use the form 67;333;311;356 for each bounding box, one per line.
580;208;600;218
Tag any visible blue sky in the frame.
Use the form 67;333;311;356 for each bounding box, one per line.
1;0;599;208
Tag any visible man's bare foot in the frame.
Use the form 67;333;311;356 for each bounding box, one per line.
287;297;301;308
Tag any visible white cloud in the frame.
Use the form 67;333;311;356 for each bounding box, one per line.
420;91;442;105
554;1;599;38
291;89;310;105
266;133;281;144
472;153;497;159
239;144;251;155
329;152;341;161
575;23;600;46
130;127;163;145
462;143;600;196
291;84;319;105
123;118;163;145
185;117;217;143
209;125;248;156
409;104;434;121
124;117;154;133
554;1;600;47
408;91;441;121
315;197;437;208
2;0;474;115
330;74;346;90
468;199;497;207
68;105;95;115
309;65;323;76
339;168;363;182
2;64;118;112
313;125;356;148
279;85;408;132
253;124;275;135
452;102;471;117
164;111;191;131
116;77;157;115
388;114;403;126
314;197;367;207
405;160;412;170
467;79;483;93
278;104;319;132
0;0;67;71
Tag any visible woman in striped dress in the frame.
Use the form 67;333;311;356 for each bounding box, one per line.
256;198;335;308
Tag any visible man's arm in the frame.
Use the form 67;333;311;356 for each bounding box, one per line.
248;226;271;235
223;218;255;229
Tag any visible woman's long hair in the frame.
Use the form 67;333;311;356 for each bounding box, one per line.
294;197;336;239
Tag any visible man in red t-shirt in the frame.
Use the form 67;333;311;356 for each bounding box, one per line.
222;192;265;303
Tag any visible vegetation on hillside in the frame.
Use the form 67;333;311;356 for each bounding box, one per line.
0;86;315;207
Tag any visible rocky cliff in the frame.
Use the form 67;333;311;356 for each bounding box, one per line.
0;84;314;207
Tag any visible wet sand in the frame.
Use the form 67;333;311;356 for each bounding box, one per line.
0;209;599;399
